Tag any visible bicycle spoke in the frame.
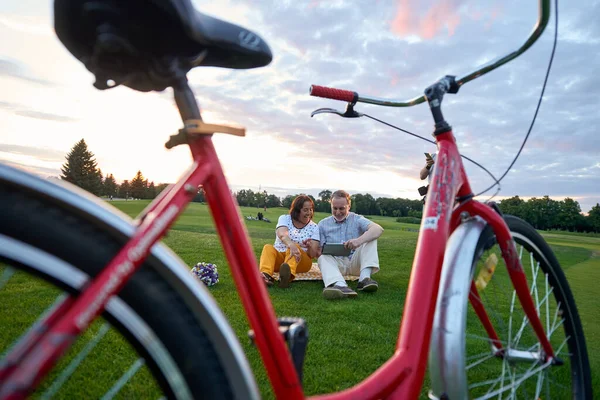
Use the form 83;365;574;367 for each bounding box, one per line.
549;302;562;335
477;360;553;400
497;352;508;399
511;314;531;347
545;274;550;341
443;216;590;399
529;253;540;303
508;290;516;347
466;352;498;370
483;379;500;398
100;358;145;400
525;342;541;354
534;368;545;399
548;318;566;338
470;374;505;390
467;349;498;361
509;364;517;399
472;368;536;391
1;294;67;363
473;287;507;334
466;333;509;347
468;247;567;399
553;336;569;357
490;284;506;333
544;372;571;391
482;252;519;334
41;323;112;399
535;283;554;314
0;266;15;291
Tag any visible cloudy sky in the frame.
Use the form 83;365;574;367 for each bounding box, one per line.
1;0;598;212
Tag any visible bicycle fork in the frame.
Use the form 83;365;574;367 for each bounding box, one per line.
459;200;557;363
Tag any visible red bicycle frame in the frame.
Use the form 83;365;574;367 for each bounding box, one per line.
306;129;554;400
0;121;556;400
1;0;556;397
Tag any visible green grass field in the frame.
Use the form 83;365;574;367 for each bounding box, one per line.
1;200;598;398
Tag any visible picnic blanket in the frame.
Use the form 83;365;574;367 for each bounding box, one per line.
272;263;359;281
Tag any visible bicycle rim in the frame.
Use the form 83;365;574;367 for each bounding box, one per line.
0;180;239;399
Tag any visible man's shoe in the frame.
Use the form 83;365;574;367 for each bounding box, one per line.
278;263;291;288
357;277;378;293
262;272;275;287
322;285;357;300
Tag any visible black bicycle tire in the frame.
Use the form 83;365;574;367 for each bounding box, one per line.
0;182;236;399
472;214;592;399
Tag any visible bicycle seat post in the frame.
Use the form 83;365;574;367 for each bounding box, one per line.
173;77;202;122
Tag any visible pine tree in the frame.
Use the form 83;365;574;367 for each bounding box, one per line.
104;173;118;199
60;139;103;195
146;181;157;199
155;183;170;197
130;171;147;199
118;180;131;199
142;179;150;199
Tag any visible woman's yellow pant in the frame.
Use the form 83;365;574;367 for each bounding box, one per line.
259;244;312;280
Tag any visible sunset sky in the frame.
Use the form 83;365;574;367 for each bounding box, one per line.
1;0;598;212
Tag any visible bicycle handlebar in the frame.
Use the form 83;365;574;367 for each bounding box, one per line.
310;0;550;108
310;85;357;103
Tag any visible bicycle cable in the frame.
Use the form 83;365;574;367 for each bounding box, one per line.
477;0;559;197
362;113;502;191
359;0;558;201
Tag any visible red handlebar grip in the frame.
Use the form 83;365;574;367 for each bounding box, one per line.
310;85;357;103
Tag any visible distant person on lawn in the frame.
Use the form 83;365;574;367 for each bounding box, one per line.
314;190;383;300
259;195;320;288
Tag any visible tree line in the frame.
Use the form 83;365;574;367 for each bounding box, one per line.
234;189;424;218
60;139;169;199
60;139;599;233
497;196;600;233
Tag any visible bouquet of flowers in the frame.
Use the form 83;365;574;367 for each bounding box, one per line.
191;262;219;287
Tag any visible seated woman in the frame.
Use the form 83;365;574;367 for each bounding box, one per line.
259;195;320;288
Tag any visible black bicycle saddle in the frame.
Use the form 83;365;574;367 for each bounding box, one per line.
54;0;273;92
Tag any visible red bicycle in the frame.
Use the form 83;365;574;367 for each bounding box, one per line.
0;0;591;399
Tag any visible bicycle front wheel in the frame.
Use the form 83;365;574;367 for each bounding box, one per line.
0;172;256;399
431;214;591;399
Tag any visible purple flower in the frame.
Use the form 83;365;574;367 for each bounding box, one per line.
191;262;219;287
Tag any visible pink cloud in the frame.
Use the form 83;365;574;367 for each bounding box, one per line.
390;71;400;86
470;9;483;21
391;0;502;39
391;0;465;39
485;4;503;30
390;0;415;37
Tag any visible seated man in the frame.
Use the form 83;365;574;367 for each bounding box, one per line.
316;190;383;300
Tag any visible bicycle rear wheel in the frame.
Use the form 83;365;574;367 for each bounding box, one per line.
430;214;591;399
0;175;255;399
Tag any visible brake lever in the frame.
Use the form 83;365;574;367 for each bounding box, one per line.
310;103;362;118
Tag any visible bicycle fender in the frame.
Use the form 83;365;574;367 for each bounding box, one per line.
428;215;487;400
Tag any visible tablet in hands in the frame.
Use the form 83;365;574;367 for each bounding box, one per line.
321;243;351;256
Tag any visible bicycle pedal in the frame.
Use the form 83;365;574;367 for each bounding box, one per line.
248;317;308;383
